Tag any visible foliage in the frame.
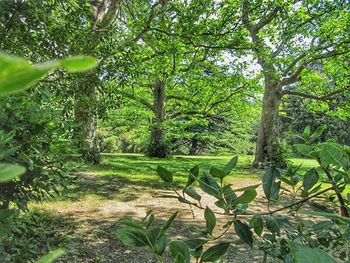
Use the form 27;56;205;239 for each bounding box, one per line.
0;51;96;262
0;210;72;262
117;126;350;262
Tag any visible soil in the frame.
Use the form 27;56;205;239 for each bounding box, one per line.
37;173;276;263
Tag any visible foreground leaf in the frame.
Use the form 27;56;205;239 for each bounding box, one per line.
204;207;216;235
0;163;26;182
262;167;280;201
234;220;253;247
290;242;336;263
169;241;190;263
156;166;173;183
36;249;65;263
116;228;148;247
200;242;230;262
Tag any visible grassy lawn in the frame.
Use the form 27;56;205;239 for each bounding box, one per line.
29;154;348;263
34;154;338;208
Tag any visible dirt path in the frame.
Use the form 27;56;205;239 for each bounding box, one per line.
36;172;269;262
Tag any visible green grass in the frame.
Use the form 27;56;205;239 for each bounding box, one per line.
38;154;344;206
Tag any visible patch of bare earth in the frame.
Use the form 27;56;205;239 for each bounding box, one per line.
38;172;272;262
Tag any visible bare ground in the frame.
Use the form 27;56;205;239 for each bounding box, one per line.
35;172;274;263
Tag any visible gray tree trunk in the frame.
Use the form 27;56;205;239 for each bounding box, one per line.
147;80;168;158
189;137;199;155
74;73;101;164
252;81;286;168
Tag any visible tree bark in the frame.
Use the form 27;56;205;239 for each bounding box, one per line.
74;73;101;164
147;79;168;158
189;137;200;155
252;82;286;168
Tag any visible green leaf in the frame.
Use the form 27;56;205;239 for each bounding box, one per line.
303;168;319;191
186;165;199;187
183;239;206;250
222;185;237;203
320;143;344;167
311;126;326;141
59;56;98;72
118;217;144;230
184;187;201;201
290;242;337;263
303;126;311;138
174;254;187;263
0;52;98;96
156;166;173;183
210;166;227;180
296;144;312;156
0;163;26;183
36;249;65;263
231;189;257;205
169;241;190;263
116;228;148;247
223;156;238;174
0;52;48;96
200;242;230;262
265;216;280;234
299;210;350;224
262;167;280;201
234;220;253;247
250;214;263;236
199;173;220;198
204;206;216;234
233;184;260;192
147;228;166;255
158;211;178;237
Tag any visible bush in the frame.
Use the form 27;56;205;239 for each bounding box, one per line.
117;126;350;262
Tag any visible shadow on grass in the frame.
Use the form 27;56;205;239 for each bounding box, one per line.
56;154;258;203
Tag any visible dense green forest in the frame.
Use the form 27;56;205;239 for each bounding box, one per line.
0;0;349;262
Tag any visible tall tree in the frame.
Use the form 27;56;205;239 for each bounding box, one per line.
240;0;350;167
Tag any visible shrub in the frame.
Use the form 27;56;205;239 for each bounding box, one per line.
117;126;350;262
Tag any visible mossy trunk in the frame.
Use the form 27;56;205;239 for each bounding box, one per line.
147;80;167;158
253;82;286;168
74;73;101;164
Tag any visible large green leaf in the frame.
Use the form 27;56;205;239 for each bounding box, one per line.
265;216;280;234
186;165;199;187
223;156;238;174
204;206;216;235
116;228;148;247
231;189;257;205
156;165;173;183
158;211;178;237
300;210;350;224
199;173;220;198
169;241;190;263
290;242;337;263
303;168;319;191
0;163;26;183
222;185;237;203
262;167;280;201
200;242;230;262
0;52;97;96
36;249;65;263
147;228;167;255
184;187;201;201
320;143;344;167
234;220;253;247
210;166;227;180
59;56;98;72
249;214;263;236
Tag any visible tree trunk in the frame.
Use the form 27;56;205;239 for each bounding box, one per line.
74;73;101;164
147;80;167;158
253;83;286;168
189;137;199;155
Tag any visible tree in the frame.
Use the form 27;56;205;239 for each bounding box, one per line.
239;0;350;167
